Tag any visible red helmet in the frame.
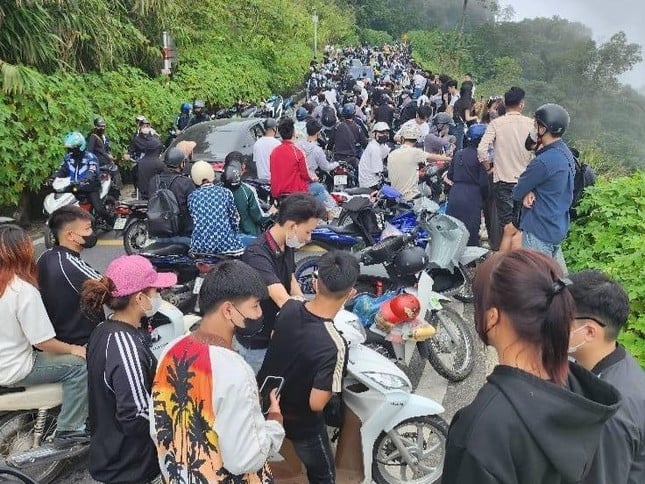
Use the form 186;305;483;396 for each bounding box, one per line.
380;294;421;324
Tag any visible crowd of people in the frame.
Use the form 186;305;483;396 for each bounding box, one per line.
0;42;642;484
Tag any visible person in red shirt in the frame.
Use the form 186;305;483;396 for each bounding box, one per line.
270;118;312;199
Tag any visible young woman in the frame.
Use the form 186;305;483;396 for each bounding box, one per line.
0;224;87;444
442;249;621;484
81;255;176;484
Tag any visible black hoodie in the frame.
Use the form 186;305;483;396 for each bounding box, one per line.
442;363;621;484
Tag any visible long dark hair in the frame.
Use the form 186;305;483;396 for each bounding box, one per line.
0;224;38;295
473;249;574;385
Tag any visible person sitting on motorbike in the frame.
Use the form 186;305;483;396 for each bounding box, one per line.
294;107;309;142
81;255;176;484
186;100;210;128
0;224;88;446
175;102;192;133
424;112;457;156
148;148;196;246
135;133;164;199
328;103;368;168
86;117;122;190
56;132;114;224
394;105;432;145
359;122;391;189
188;161;244;256
222;152;273;245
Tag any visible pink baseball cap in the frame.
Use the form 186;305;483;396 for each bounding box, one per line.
105;255;177;297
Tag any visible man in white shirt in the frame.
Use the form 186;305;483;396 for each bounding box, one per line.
359;122;391;189
252;118;281;180
446;79;460;115
394;105;432;144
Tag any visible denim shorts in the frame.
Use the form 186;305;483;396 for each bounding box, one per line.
522;231;568;274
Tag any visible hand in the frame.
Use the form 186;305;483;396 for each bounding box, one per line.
70;344;86;359
268;389;282;415
523;191;536;208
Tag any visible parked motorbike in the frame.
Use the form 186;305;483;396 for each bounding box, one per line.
259;95;284;119
113;199;149;255
42;174;118;249
272;309;448;484
0;302;190;484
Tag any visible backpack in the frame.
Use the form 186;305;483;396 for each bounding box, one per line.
147;174;182;237
321;105;337;128
570;157;597;219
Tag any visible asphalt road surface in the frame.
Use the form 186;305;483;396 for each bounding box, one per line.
29;230;493;484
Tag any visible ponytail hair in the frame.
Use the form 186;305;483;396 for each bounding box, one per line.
473;249;574;385
81;276;131;319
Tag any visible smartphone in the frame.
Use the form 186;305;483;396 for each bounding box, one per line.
259;376;285;414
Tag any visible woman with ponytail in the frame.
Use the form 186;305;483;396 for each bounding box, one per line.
81;255;176;484
442;249;621;484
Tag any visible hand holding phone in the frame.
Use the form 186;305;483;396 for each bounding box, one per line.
260;376;285;415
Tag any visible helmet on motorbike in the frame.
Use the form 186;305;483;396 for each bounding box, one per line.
222;162;242;188
534;103;570;136
393;246;428;275
193;100;205;110
164;147;186;168
341;103;356;118
296;107;308;121
380;293;421;324
432;112;456;127
63;132;86;151
93;117;106;128
191;160;215;186
372;122;390;132
466;123;487;141
399;123;421;141
181;102;192;112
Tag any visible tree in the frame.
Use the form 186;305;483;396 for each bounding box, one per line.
590;32;643;86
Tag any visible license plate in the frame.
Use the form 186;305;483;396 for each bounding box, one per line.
113;217;127;230
334;175;348;186
193;277;204;295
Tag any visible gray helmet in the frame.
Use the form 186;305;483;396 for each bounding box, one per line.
93;117;106;128
264;118;277;131
432;112;455;127
534;103;570;135
193;100;205;109
164;147;186;168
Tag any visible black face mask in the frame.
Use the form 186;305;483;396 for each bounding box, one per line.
376;134;389;144
232;306;264;338
77;231;98;249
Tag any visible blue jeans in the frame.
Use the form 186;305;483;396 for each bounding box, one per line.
292;427;336;484
308;183;337;211
12;352;88;432
522;231;568;274
233;337;266;375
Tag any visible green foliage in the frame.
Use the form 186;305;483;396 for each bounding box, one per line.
408;30;473;76
360;29;395;46
563;172;645;365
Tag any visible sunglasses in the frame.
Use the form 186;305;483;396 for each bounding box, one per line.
574;316;606;327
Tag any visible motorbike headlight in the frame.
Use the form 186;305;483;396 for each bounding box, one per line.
362;371;411;392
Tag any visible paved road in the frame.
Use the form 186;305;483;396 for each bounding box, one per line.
31;231;491;483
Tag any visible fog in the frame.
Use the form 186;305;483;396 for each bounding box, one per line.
502;0;645;88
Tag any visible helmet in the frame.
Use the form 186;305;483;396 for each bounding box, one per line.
193;100;205;109
432;112;456;127
136;115;148;125
164;147;186;168
181;102;191;112
534;103;570;135
93;117;106;128
191;161;215;186
222;162;242;188
466;123;487;141
63;132;86;151
372;122;390;132
393;246;428;275
264;118;277;131
341;103;356;118
352;85;363;95
380;293;421;324
400;123;420;141
296;107;308;121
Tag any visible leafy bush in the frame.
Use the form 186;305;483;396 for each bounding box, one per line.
563;172;645;365
360;29;394;46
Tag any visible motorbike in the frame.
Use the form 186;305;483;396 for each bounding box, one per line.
259;95;284;119
419;163;449;203
113;199;149;255
42;174;118;249
272;309;448;484
0;301;191;484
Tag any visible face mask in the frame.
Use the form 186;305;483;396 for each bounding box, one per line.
232;305;264;338
141;293;162;318
568;326;587;354
75;231;98;249
286;227;306;249
376;134;389;144
140;127;152;135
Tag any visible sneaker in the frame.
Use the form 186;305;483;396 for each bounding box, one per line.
52;430;90;445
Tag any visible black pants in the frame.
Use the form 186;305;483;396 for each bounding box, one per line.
291;427;335;484
86;190;111;222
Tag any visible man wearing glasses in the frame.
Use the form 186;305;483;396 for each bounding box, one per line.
568;270;645;484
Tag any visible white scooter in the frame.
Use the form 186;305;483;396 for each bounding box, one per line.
0;301;191;484
273;309;448;484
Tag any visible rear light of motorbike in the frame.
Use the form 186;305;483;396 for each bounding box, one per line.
331;193;348;205
333;166;348;175
115;206;131;216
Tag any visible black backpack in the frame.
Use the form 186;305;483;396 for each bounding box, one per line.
321;105;337;128
147;174;182;237
570;156;597;219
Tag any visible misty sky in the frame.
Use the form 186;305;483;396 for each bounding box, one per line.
502;0;645;87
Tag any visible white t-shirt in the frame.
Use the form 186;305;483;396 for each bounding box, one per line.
359;139;390;188
396;119;430;142
252;136;281;181
0;277;56;385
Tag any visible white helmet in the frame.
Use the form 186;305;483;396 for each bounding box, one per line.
400;123;421;141
191;160;215;186
372;122;390;132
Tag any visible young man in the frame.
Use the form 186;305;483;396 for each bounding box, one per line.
258;251;359;484
152;260;285;483
394;105;432;144
568;270;645;484
253;118;281;181
37;206;102;346
240;193;327;373
269;118;312;200
358;122;391;189
511;103;574;272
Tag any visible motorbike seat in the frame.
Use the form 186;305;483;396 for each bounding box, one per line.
245;177;270;186
124;199;148;208
0;383;63;410
317;223;361;235
0;386;25;396
143;243;190;256
343;187;373;195
190;251;242;260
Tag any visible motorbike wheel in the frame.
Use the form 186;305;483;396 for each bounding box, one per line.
372;415;448;484
0;411;65;484
123;219;150;255
42;225;56;249
425;306;475;382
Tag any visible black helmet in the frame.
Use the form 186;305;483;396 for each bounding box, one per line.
222;163;242;188
164;147;186;168
534;103;570;135
94;117;106;128
393;246;428;275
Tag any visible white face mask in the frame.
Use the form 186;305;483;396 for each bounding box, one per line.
141;293;162;317
568;325;587;354
285;227;306;249
140;127;152;135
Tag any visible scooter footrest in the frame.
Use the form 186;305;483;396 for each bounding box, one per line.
7;442;87;467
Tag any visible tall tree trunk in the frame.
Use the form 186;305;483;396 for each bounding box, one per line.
460;0;469;35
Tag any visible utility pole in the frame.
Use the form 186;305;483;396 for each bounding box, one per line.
312;10;319;60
